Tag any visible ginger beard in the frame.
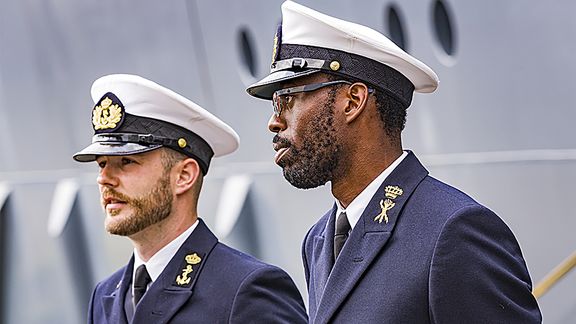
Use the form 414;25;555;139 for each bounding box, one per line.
102;171;173;236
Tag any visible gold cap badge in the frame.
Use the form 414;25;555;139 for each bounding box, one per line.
271;24;282;64
92;94;124;131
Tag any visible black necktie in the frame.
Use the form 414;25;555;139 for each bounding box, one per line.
133;264;151;307
334;212;351;261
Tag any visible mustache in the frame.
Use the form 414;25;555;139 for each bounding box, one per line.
272;135;292;147
101;188;132;202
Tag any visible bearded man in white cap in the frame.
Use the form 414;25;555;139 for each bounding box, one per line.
75;74;307;323
246;1;541;323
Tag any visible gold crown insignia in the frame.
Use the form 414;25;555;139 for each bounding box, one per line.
384;185;403;199
185;253;202;265
92;97;123;130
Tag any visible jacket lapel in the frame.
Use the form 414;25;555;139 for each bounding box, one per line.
102;260;133;324
132;219;218;324
310;207;337;312
314;152;428;324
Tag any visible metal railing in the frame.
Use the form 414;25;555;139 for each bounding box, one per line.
533;250;576;299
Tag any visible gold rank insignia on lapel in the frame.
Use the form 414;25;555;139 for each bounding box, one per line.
175;253;203;287
92;93;124;131
374;185;404;224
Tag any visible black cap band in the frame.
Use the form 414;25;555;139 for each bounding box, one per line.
93;113;214;174
277;44;415;107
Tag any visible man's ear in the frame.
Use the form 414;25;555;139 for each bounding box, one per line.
173;158;201;195
344;83;370;124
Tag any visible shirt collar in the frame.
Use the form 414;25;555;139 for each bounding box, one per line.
133;219;199;284
336;151;408;229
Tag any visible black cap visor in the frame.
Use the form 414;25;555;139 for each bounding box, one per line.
246;69;319;100
73;142;161;162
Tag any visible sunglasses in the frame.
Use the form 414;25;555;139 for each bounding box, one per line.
271;80;353;117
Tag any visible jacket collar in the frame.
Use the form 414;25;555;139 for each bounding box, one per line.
101;219;218;324
312;151;429;324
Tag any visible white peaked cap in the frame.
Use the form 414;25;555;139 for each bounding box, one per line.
247;0;439;107
74;74;240;174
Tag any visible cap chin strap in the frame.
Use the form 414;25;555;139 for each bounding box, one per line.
270;58;328;72
92;133;181;147
92;132;213;174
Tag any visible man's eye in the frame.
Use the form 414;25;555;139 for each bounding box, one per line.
121;158;135;165
281;95;294;110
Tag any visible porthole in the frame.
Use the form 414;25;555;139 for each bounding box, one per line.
386;4;408;52
432;0;456;56
237;27;258;78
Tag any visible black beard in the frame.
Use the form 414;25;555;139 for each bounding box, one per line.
278;88;340;189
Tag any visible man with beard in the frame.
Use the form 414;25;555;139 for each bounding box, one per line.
246;1;542;323
74;74;307;323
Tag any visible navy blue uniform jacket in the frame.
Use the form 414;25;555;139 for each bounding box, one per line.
302;152;541;323
88;219;307;324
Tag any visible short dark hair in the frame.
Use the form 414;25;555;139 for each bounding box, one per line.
324;73;407;139
373;89;407;139
160;147;188;172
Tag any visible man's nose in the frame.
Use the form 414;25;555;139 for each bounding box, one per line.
97;164;119;187
268;113;286;133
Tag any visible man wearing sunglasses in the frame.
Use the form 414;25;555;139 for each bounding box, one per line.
246;1;541;323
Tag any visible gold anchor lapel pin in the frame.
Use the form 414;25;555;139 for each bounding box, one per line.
374;185;404;224
174;252;204;287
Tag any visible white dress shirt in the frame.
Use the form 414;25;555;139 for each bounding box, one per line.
335;151;407;230
132;219;199;293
